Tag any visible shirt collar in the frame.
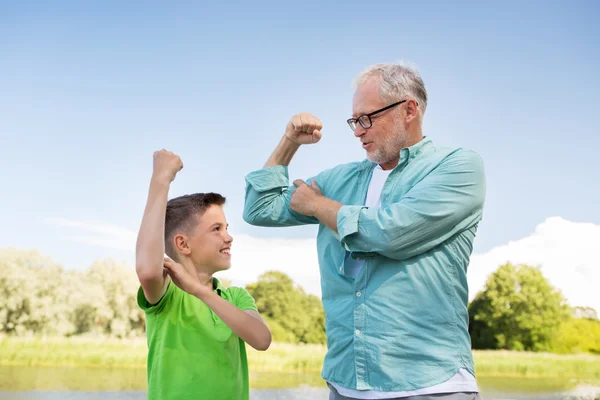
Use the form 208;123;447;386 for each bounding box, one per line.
212;277;224;296
399;136;432;163
359;137;433;172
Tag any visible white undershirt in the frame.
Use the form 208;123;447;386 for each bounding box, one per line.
329;164;479;399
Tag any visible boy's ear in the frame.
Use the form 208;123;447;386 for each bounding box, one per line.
173;234;192;256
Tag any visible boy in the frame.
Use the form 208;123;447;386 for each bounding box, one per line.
136;149;271;400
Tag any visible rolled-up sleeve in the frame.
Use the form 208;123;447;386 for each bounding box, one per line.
337;205;364;240
338;149;486;261
243;165;319;227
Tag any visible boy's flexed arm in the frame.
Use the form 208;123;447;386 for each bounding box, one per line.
163;257;272;351
135;150;183;305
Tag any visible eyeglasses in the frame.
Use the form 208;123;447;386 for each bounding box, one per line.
347;99;413;131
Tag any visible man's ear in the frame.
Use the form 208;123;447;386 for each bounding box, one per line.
405;99;419;124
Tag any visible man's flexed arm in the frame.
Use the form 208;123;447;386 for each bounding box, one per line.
244;113;325;227
263;113;323;168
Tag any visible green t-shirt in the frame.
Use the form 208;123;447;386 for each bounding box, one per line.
137;278;258;400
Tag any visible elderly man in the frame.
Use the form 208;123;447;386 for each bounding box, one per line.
243;62;485;400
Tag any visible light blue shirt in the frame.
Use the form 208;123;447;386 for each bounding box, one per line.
243;137;486;392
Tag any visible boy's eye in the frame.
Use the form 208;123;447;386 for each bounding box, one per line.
214;226;220;231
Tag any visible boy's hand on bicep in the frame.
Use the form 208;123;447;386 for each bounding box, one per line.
162;257;201;295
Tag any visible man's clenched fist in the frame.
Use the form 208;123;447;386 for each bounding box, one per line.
284;113;323;145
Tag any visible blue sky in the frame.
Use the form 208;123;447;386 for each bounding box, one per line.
1;1;599;274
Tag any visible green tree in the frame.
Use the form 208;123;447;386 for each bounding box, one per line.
0;249;327;343
246;271;325;344
551;307;600;354
0;249;73;336
300;294;327;344
0;249;145;338
82;259;145;338
469;263;570;351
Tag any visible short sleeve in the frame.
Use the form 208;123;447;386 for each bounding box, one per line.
136;280;176;315
228;286;258;312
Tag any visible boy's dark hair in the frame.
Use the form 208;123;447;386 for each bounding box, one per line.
165;193;226;260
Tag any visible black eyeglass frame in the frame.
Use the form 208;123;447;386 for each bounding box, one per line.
347;99;417;131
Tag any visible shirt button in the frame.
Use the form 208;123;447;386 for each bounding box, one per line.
339;266;343;272
355;330;361;335
356;291;361;297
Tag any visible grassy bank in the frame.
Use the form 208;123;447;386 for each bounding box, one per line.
1;337;599;379
473;350;600;379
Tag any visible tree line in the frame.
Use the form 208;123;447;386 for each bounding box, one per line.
0;249;598;353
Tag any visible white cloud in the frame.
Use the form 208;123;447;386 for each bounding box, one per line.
220;235;321;296
46;216;600;312
467;216;600;312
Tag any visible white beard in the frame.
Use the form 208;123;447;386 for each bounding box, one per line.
366;128;408;165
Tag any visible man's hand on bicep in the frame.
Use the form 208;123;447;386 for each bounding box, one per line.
290;179;342;233
290;179;321;216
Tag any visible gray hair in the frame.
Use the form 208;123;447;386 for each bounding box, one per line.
352;61;428;114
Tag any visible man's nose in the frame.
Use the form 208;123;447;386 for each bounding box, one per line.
354;123;367;138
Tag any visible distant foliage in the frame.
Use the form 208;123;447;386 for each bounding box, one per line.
0;249;144;338
468;262;599;353
0;249;327;344
246;271;326;344
2;249;598;354
551;316;600;354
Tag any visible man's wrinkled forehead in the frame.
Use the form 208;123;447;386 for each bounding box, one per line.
352;77;384;117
